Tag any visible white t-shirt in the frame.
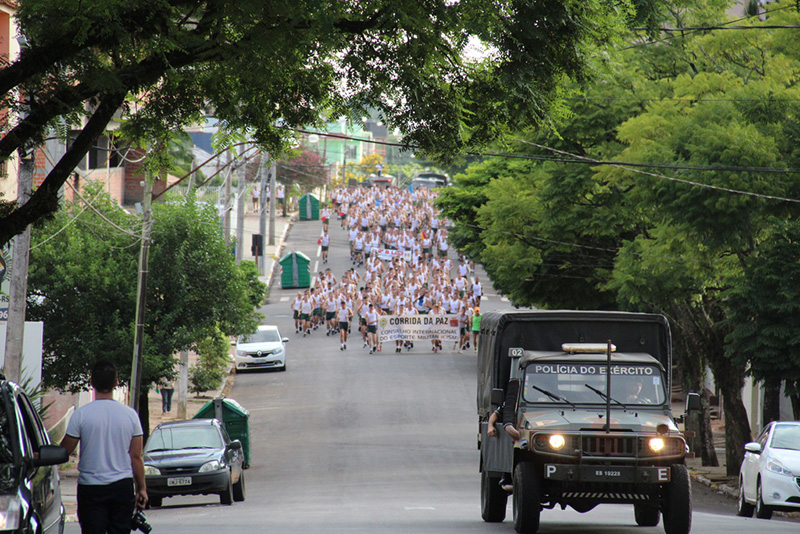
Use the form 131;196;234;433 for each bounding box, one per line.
66;398;143;485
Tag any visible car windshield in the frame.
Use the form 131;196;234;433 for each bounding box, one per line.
240;329;280;343
771;424;800;451
523;362;667;406
145;426;223;452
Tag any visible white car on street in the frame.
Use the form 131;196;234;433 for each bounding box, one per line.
738;420;800;519
234;325;288;371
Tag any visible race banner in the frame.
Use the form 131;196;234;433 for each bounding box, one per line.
372;247;412;262
378;314;459;343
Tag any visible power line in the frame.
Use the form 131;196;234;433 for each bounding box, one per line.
634;24;800;31
515;139;800;204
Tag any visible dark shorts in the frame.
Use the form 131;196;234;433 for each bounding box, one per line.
360;317;367;326
438;249;447;257
300;313;310;321
322;245;328;252
339;321;349;331
367;325;377;334
422;248;431;254
78;478;135;534
326;312;336;320
313;308;324;317
460;327;467;336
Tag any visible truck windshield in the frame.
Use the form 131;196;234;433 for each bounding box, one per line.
523;363;667;406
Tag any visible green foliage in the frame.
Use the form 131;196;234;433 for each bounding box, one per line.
723;219;800;388
189;328;231;395
28;184;260;393
1;0;668;247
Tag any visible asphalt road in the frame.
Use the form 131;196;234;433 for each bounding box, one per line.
67;216;798;534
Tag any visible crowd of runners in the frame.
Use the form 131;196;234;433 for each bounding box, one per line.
290;184;484;354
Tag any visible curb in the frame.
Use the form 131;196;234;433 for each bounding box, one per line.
263;214;296;291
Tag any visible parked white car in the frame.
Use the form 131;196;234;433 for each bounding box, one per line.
234;325;288;371
738;421;800;519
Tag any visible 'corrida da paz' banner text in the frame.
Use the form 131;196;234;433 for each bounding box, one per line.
378;315;459;343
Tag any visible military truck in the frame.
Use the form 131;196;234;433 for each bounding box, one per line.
478;310;698;534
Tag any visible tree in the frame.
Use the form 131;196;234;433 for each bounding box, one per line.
27;184;262;434
1;0;662;247
277;148;328;190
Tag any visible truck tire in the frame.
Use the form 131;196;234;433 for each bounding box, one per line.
634;504;660;526
755;480;773;519
662;464;691;534
736;478;754;517
481;469;507;522
512;462;541;534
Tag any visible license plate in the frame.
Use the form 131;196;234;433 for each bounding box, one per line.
167;477;192;487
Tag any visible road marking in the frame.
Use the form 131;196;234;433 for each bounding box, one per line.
280;296;290;302
405;506;436;511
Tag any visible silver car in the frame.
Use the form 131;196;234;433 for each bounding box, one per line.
234;325;288;371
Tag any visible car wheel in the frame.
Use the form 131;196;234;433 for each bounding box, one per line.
279;362;287;372
512;462;541;533
662;465;691;534
233;471;246;502
755;480;773;520
736;477;754;517
634;503;660;526
148;496;162;508
480;468;507;523
220;473;234;505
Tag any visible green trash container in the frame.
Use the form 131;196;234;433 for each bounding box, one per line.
298;193;320;220
280;250;311;288
194;397;251;468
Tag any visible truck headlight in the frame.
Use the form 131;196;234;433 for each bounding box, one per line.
648;437;665;453
549;434;566;450
0;495;22;530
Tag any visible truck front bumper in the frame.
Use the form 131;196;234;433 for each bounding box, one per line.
544;463;671;484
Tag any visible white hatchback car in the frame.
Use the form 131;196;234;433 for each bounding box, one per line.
738;421;800;519
234;325;288;371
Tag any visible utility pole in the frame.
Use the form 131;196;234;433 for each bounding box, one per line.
259;153;269;275
269;160;277;246
223;149;232;245
3;148;34;383
176;349;189;419
130;177;153;412
235;162;246;264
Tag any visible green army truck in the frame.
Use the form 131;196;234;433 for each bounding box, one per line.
477;310;699;534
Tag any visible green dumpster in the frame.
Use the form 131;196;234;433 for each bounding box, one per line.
194;398;251;467
280;251;311;288
298;193;320;220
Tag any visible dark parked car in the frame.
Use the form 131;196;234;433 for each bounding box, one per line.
0;379;69;533
143;419;245;507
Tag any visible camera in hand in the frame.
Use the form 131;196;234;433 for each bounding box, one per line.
131;510;152;533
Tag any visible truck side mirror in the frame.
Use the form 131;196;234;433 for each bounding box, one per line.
685;392;700;413
491;388;505;407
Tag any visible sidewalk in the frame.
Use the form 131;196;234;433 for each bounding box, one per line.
59;209;295;522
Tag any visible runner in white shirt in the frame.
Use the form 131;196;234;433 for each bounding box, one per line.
291;292;303;333
472;277;483;302
337;300;353;350
365;304;380;353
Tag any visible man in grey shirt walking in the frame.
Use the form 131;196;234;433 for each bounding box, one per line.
62;360;148;533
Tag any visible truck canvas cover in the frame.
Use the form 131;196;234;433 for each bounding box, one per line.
477;310;671;416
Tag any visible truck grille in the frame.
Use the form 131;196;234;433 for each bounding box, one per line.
582;436;636;457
